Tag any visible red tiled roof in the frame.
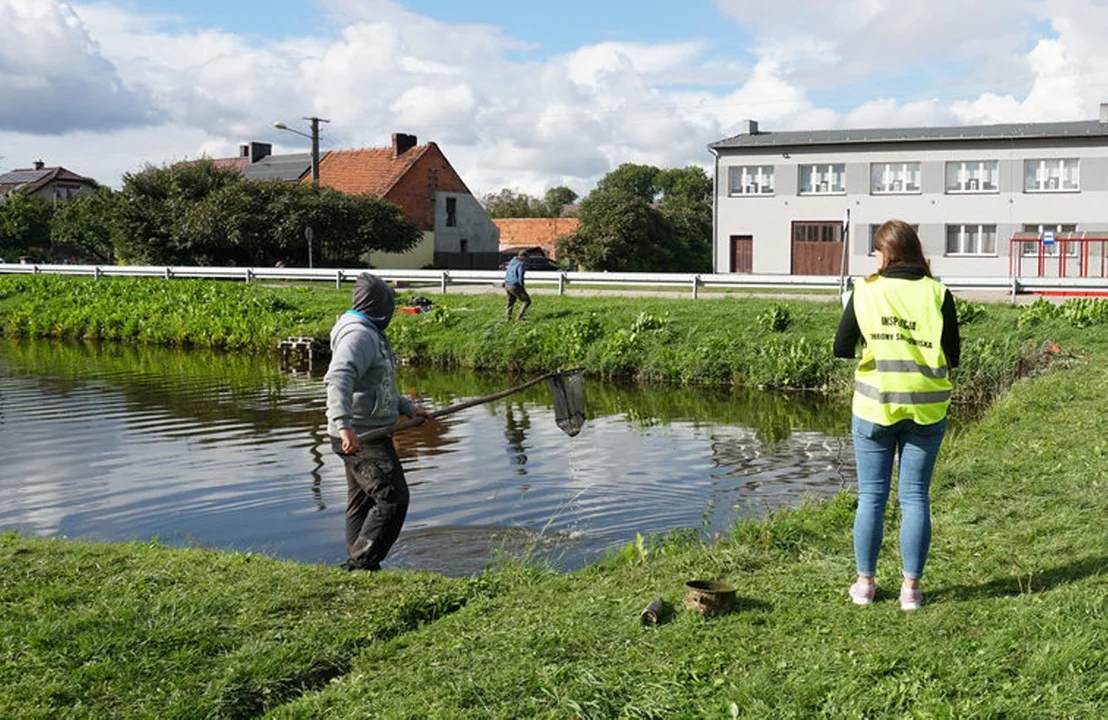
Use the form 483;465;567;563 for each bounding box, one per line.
315;146;431;196
494;218;580;261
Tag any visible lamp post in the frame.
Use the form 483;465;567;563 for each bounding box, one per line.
275;116;330;267
273;116;330;186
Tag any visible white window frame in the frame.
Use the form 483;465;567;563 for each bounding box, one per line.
945;160;999;194
1024;159;1079;193
870;163;921;195
945;224;997;256
1021;224;1079;257
798;164;845;195
728;165;775;196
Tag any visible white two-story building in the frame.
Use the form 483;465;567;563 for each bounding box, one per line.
709;104;1108;280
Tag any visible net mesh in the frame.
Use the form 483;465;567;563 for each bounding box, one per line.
545;369;586;437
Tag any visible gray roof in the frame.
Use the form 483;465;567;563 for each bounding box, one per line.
240;153;313;182
0;169;52;185
709;119;1108;151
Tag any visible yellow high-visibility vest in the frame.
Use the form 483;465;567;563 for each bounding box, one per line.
851;274;952;426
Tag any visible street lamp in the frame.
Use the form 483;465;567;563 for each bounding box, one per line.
273;116;330;186
275;116;330;268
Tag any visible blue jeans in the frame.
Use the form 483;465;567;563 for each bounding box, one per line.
852;415;946;581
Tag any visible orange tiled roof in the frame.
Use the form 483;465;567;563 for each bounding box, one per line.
494;218;579;261
315;146;431;196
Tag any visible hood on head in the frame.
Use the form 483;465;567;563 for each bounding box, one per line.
352;273;395;329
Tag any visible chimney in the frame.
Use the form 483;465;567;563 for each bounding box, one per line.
1100;103;1108;124
33;160;45;170
248;142;272;163
392;133;418;157
742;119;759;135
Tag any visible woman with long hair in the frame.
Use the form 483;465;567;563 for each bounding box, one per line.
834;220;960;610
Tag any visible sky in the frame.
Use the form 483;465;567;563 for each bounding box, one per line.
3;0;1108;197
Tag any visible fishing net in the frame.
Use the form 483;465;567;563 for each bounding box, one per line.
545;369;586;437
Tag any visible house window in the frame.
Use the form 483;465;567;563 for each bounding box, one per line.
446;197;457;227
1021;224;1078;257
798;164;845;195
870;163;920;194
54;185;82;201
459;238;468;253
945;161;999;193
728;165;774;195
868;224;920;254
945;224;997;256
1024;159;1079;192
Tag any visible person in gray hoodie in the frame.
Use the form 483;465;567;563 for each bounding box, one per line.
325;273;430;570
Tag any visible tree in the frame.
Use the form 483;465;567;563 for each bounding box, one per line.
0;193;53;260
543;186;579;217
560;164;712;272
50;187;120;263
114;160;244;264
482;189;545;218
111;161;421;267
557;188;672;272
594;163;662;203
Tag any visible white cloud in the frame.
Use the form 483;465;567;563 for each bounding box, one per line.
3;0;1107;197
0;0;157;134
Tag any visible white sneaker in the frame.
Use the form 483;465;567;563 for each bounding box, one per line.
849;581;876;605
900;585;923;611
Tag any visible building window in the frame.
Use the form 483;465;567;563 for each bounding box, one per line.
799;164;845;195
945;224;997;256
1021;224;1078;257
870;163;920;194
728;165;774;195
868;223;920;254
459;238;468;253
445;197;457;227
1024;159;1079;192
54;185;82;201
945;161;998;193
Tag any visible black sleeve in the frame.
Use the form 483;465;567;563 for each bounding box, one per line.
941;290;961;369
833;294;861;359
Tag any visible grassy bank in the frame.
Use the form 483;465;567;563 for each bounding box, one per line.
3;356;1105;717
2;274;1103;402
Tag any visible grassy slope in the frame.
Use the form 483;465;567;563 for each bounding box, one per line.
267;360;1107;719
0;537;511;719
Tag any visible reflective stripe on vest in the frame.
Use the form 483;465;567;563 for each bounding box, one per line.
851;274;952;426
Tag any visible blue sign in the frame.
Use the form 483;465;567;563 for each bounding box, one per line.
1043;229;1056;246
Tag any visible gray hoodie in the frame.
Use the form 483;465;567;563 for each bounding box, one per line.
324;275;416;436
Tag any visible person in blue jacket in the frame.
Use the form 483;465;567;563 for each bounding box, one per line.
504;250;531;321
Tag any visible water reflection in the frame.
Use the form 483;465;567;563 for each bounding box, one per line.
0;338;855;576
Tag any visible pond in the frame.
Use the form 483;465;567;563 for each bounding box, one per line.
0;338;856;576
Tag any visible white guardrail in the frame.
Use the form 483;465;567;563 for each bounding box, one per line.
0;262;1105;298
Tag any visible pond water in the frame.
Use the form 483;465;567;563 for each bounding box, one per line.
0;338;857;575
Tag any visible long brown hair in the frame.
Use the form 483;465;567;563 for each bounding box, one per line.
866;220;931;282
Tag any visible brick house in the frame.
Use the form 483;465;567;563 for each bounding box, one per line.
0;161;99;204
492;217;579;262
317;134;499;269
203;135;498;269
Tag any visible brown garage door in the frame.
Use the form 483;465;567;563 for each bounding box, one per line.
791;221;846;275
730;235;752;273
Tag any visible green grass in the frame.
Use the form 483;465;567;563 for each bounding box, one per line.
3;275;1106;402
0;535;529;719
